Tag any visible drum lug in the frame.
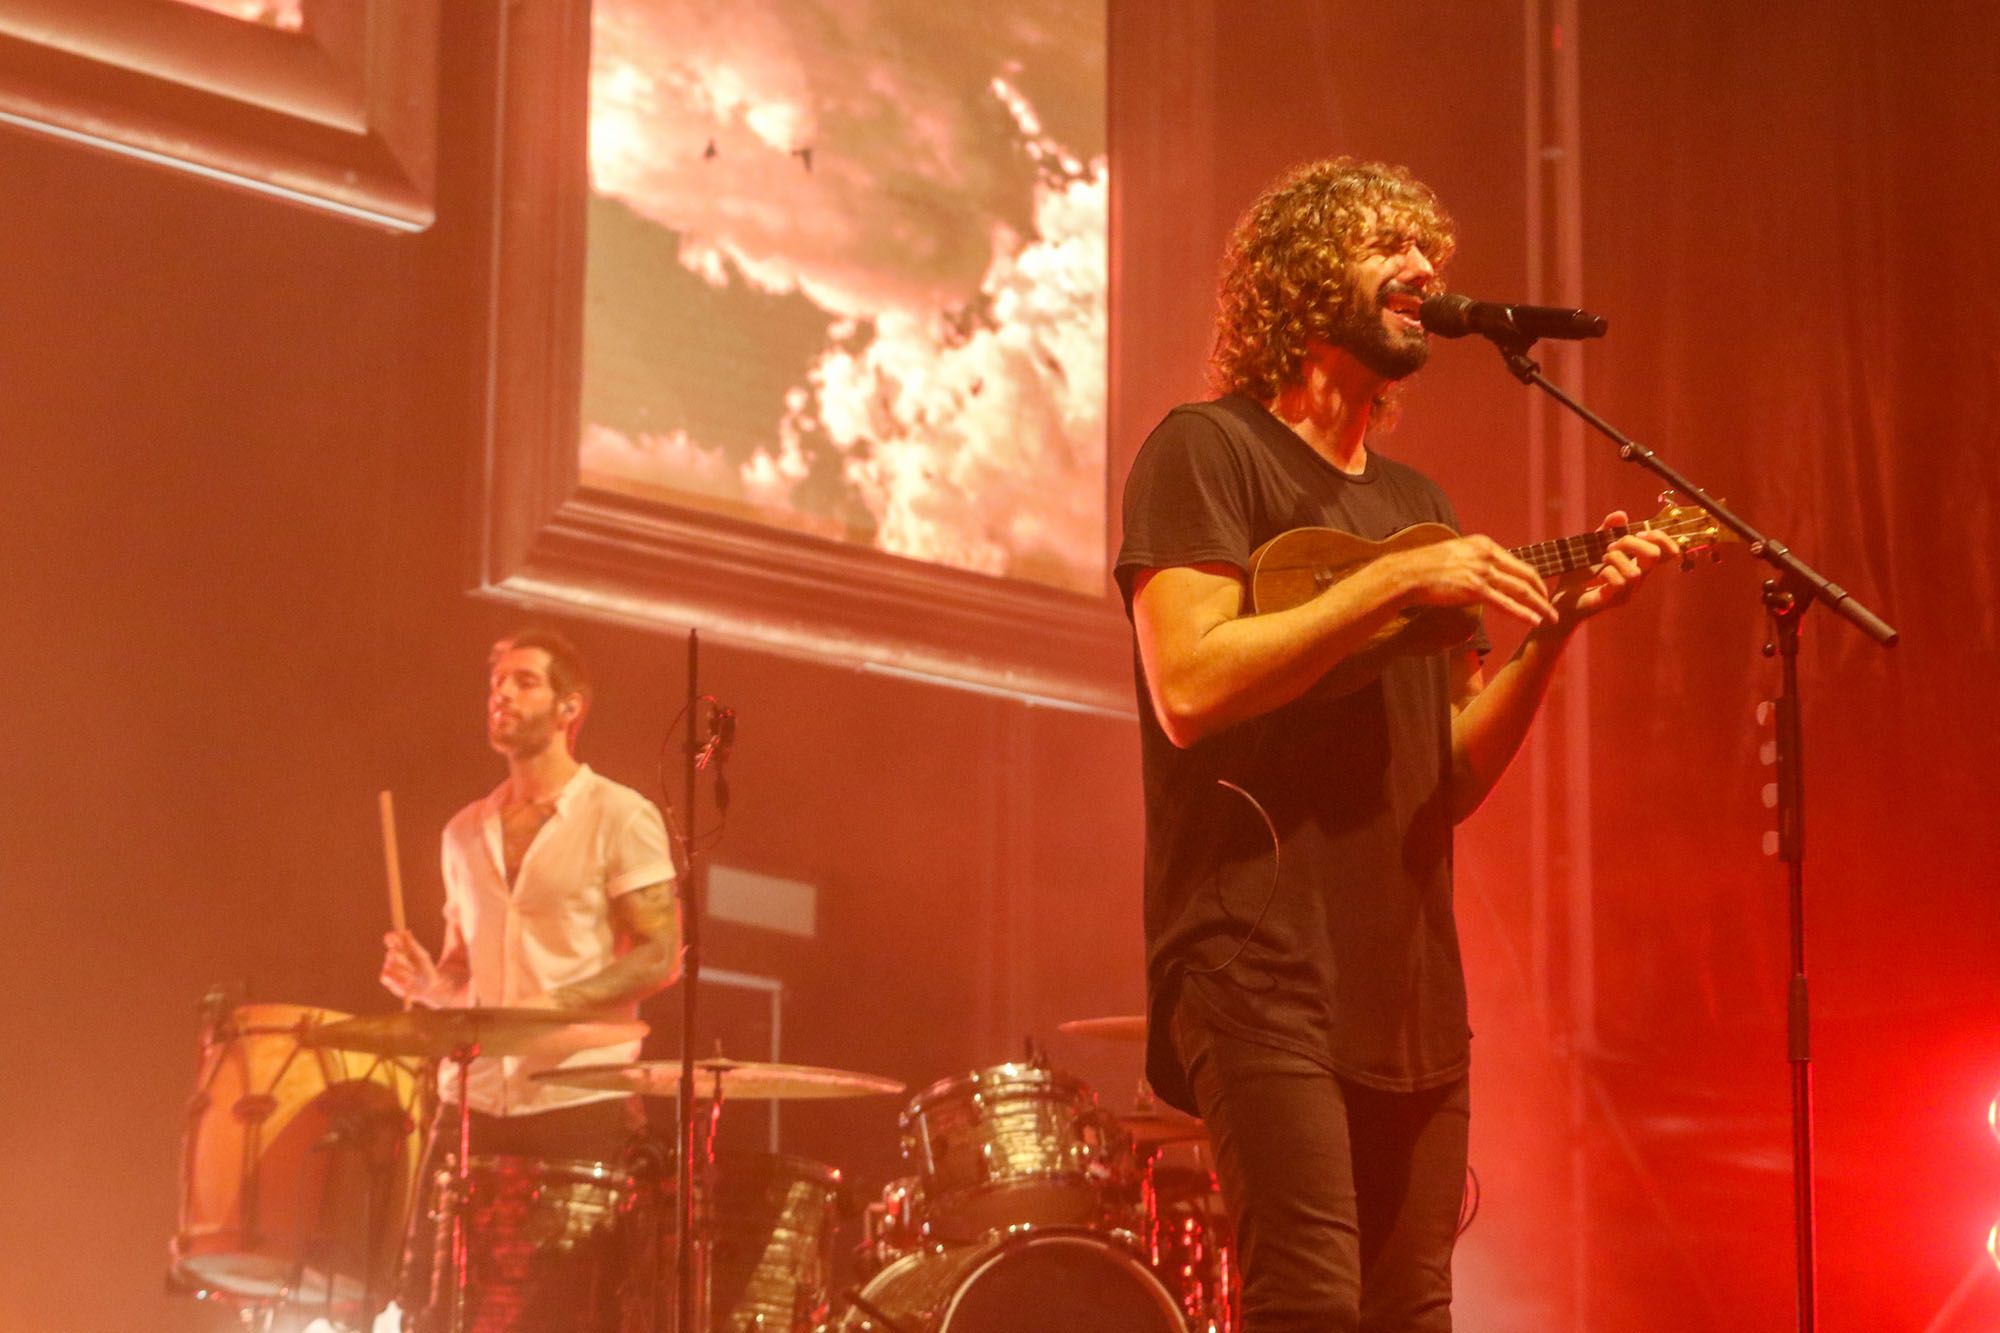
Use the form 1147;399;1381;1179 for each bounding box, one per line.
230;1094;278;1125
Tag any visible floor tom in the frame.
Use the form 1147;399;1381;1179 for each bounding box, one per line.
420;1154;639;1333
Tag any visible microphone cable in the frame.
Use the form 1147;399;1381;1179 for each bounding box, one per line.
1183;777;1284;978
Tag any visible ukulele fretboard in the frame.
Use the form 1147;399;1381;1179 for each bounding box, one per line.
1510;524;1642;579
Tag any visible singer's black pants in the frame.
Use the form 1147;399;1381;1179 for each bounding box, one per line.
1174;994;1469;1332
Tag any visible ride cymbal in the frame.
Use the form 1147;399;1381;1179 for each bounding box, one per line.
533;1057;906;1101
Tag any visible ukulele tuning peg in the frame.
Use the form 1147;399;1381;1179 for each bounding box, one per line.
1657;488;1678;506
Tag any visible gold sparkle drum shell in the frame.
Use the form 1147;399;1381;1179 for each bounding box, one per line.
898;1064;1124;1240
417;1154;639;1333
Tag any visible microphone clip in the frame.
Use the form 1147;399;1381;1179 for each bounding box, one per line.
693;702;736;773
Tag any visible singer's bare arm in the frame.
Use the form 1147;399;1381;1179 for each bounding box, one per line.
1447;512;1680;821
1132;538;1558;749
546;880;682;1010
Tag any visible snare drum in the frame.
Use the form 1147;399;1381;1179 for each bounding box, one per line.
899;1064;1125;1240
838;1229;1187;1332
172;1003;422;1309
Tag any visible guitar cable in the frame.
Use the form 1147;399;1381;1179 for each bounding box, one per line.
1183;777;1284;978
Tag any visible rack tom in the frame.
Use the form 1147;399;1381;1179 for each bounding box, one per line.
899;1064;1125;1240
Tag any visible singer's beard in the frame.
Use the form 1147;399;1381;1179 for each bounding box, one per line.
488;706;560;759
1330;293;1430;381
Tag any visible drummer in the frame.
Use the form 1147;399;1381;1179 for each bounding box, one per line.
380;625;680;1160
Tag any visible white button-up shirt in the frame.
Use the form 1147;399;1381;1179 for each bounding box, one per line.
439;763;674;1116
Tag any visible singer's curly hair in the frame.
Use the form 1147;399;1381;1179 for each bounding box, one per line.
1208;157;1456;403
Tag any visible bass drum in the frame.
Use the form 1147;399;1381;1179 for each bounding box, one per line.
839;1230;1186;1333
172;1003;422;1308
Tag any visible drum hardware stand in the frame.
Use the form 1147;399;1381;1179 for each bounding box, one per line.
837;1286;919;1333
1138;1148;1162;1267
695;1064;731;1333
306;1090;404;1329
444;1038;479;1333
170;1277;283;1333
1478;331;1899;1333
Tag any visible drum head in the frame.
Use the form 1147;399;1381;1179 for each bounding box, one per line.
943;1234;1184;1332
844;1231;1184;1333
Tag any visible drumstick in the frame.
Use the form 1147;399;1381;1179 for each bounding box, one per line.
378;789;408;933
377;790;413;1011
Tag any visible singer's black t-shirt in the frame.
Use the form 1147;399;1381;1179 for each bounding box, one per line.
1115;395;1486;1112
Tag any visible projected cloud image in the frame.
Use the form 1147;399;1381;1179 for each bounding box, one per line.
580;0;1107;594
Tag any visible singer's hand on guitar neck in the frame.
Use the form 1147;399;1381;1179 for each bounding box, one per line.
1546;509;1681;629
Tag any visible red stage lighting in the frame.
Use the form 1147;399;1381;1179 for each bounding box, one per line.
1990;1092;2000;1272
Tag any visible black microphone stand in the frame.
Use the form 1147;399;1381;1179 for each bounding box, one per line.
671;629;734;1333
675;630;703;1333
1480;333;1898;1333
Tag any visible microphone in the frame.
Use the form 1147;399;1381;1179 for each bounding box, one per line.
696;704;736;814
1415;289;1608;342
694;704;735;772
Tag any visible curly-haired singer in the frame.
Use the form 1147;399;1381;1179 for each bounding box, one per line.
1115;158;1677;1331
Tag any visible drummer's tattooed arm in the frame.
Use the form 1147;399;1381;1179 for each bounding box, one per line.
547;880;683;1010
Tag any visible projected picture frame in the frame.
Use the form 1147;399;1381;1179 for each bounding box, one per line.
474;0;1127;712
0;0;438;231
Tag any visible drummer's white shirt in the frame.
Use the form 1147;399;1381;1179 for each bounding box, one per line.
437;763;674;1116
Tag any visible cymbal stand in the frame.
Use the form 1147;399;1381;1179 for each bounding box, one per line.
698;1068;727;1333
447;1040;478;1333
1139;1145;1163;1267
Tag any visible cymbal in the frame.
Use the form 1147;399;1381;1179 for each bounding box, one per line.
1118;1108;1209;1146
1056;1015;1146;1042
304;1007;648;1062
533;1057;906;1101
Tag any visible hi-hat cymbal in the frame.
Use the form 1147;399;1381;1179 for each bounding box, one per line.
533;1057;906;1101
1119;1107;1209;1146
304;1007;647;1062
1056;1015;1146;1042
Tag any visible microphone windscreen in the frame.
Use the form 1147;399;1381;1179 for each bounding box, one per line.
1418;292;1477;338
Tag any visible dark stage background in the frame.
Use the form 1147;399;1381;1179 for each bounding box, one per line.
0;2;1994;1330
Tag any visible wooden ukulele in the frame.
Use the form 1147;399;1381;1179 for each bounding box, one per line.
1248;494;1736;696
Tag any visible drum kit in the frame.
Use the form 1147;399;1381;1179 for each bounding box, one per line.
169;1002;1237;1333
